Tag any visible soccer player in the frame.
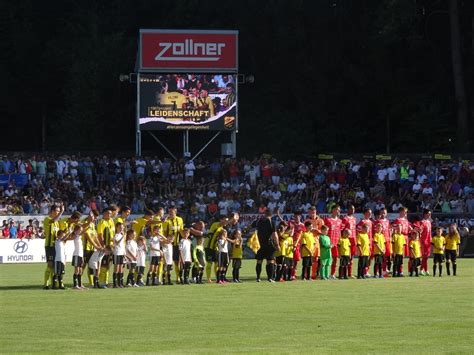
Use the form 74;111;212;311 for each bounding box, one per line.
115;205;132;229
146;225;163;286
319;225;332;280
163;206;184;283
431;226;446;277
89;246;112;289
97;207;115;286
71;224;86;289
205;215;228;282
53;230;68;289
373;208;391;275
409;230;421;277
43;204;63;289
82;209;101;286
305;207;324;280
356;208;373;277
393;206;411;274
290;211;306;280
357;224;371;279
229;229;242;283
341;205;357;278
274;222;287;281
324;205;343;279
136;236;147;286
445;223;461;276
161;232;174;285
193;232;207;284
284;229;294;281
372;223;385;278
125;229;138;286
132;209;154;237
391;224;406;277
418;209;432;276
112;222;125;288
178;228;193;284
300;221;316;281
337;229;351;279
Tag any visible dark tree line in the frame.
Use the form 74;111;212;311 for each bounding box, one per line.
1;0;472;156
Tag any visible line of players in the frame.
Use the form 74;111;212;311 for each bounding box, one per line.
42;202;461;289
42;204;244;289
286;205;461;281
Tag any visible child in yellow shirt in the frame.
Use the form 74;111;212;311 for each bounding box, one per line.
337;229;351;280
431;226;446;277
409;230;421;277
373;223;386;278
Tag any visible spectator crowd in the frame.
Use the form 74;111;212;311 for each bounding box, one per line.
0;155;473;233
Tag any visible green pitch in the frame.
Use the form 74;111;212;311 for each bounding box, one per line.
1;260;473;353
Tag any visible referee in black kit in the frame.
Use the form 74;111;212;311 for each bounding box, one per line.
252;209;280;282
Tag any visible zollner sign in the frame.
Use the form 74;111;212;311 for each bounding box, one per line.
140;29;238;72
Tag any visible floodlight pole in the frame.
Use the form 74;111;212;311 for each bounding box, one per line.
183;130;190;157
231;130;237;158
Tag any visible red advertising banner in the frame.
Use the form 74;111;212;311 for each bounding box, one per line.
140;30;238;72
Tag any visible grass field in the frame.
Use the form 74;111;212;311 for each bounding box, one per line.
1;260;473;353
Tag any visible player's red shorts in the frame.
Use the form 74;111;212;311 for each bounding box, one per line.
350;238;357;257
420;242;431;257
331;245;339;258
293;247;301;262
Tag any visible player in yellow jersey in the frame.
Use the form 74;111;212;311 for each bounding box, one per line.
445;223;461;276
162;206;184;283
58;211;82;234
337;229;351;279
357;224;371;279
81;209;101;286
132;209;153;237
431;226;446;277
204;215;229;282
300;221;316;280
284;230;294;281
372;223;386;278
409;230;421;277
115;205;132;228
43;204;63;289
274;222;288;282
391;224;407;277
97;207;116;287
230;229;243;282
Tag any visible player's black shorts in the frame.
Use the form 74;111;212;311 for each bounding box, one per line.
217;252;229;267
232;258;242;269
373;254;384;265
137;266;145;274
205;247;216;262
55;261;65;275
284;257;293;268
302;256;312;267
393;254;403;265
128;262;137;270
45;246;55;263
101;255;111;267
150;256;161;266
83;250;93;265
256;246;275;261
173;245;180;262
410;257;421;268
113;255;124;265
445;250;457;263
275;255;285;265
340;255;350;267
72;256;83;267
433;254;444;263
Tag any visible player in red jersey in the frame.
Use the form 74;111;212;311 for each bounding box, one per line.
416;209;432;276
324;205;343;278
305;206;325;279
373;208;391;275
341;205;357;277
356;208;373;276
289;211;306;280
392;206;412;275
